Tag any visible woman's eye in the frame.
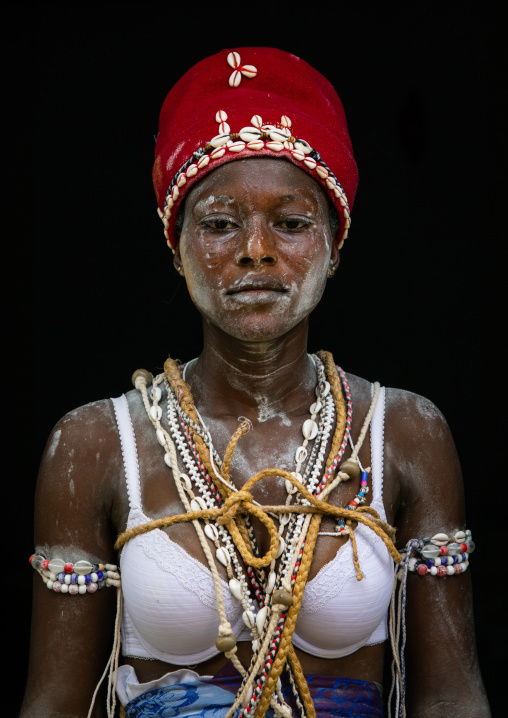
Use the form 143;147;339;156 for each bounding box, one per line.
278;219;309;230
203;218;236;231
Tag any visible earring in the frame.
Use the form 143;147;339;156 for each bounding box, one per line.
175;265;185;277
327;262;336;278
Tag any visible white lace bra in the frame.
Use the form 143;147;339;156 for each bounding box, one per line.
112;387;395;665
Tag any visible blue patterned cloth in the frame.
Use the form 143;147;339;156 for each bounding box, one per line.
123;679;247;718
124;665;383;718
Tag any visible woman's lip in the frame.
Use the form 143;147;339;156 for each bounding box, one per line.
226;280;289;295
225;288;289;304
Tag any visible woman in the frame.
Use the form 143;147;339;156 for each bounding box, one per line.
22;48;490;718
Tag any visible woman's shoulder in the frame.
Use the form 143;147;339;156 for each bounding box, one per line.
346;371;450;440
36;389;144;508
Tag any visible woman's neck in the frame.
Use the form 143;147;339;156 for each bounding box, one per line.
184;319;318;422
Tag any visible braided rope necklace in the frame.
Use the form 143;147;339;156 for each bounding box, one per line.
123;354;401;718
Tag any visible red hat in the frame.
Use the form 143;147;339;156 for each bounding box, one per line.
153;47;358;250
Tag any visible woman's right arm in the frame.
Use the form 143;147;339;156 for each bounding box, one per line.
21;400;123;718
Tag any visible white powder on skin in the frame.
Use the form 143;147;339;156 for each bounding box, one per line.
47;429;61;458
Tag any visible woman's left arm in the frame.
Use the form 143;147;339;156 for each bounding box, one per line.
385;389;491;718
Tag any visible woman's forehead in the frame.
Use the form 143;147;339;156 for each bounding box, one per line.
185;158;330;209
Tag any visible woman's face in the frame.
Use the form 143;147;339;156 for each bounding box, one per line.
175;158;339;342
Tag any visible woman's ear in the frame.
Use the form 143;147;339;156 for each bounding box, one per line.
328;242;340;278
173;240;185;276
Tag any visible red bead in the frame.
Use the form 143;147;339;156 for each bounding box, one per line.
454;565;462;574
29;554;35;564
460;543;468;553
417;564;428;575
439;546;449;556
64;563;73;573
437;566;447;576
42;560;50;570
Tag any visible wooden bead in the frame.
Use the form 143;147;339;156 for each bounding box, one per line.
272;589;293;607
131;369;153;389
215;634;237;652
340;459;361;479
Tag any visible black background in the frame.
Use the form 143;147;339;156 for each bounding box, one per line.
6;5;506;716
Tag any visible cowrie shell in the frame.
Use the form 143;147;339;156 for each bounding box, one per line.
228;141;246;153
156;428;166;446
210;147;226;159
304;158;317;170
227;51;241;68
239;129;261;142
276;537;286;558
281;115;292;127
216;110;228;122
295;446;307;463
229;70;242;87
269;130;288;142
191;496;207;512
266;571;276;594
316;166;328;179
150;405;162;421
310;400;322;414
171;185;179;201
180;473;192;490
266;141;284;152
164;453;172;468
294;140;311;154
241;65;257;78
302;419;318;440
247;140;264;150
242;610;256;629
256;606;268;636
186;164;198;177
205;523;219;541
177;173;187;187
291;149;305;161
285;478;297;494
210;133;230;148
216;547;231;566
251;115;263;128
228;578;243;601
197;155;210;169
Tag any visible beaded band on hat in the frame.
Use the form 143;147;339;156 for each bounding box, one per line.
158;113;352;251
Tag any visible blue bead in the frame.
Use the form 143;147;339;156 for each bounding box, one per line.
58;573;65;582
453;555;459;564
426;560;434;568
71;573;78;584
85;574;91;584
361;471;368;482
96;571;104;580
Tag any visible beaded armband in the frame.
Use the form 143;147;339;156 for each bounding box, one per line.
402;530;475;576
29;554;120;594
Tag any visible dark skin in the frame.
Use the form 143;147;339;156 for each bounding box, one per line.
22;159;490;717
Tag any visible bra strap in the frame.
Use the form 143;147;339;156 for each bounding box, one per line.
111;395;142;510
369;385;386;512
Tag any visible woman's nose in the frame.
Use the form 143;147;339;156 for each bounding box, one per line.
235;226;278;268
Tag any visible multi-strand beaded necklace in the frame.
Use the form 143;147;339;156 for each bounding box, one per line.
119;351;401;718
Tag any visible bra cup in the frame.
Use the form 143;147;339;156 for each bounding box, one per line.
120;517;248;664
292;512;394;658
